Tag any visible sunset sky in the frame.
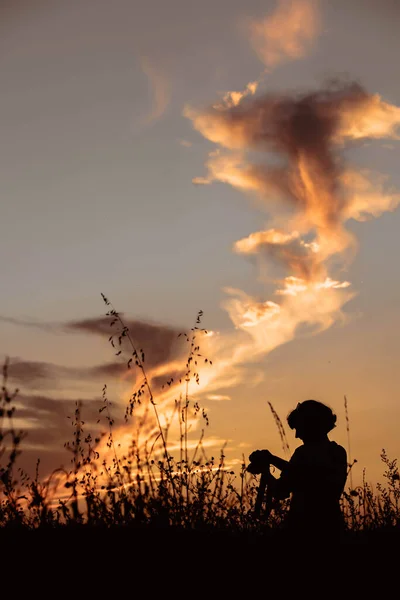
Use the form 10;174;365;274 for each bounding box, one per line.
1;0;400;490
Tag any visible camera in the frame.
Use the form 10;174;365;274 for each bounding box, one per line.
247;450;270;475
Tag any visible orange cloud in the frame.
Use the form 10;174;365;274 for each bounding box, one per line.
214;80;260;110
182;80;400;414
249;0;320;67
185;83;400;261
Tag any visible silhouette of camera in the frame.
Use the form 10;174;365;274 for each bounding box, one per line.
247;451;270;475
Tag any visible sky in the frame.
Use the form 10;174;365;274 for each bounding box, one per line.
1;0;400;490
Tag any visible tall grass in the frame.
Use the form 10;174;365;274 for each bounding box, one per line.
0;299;399;544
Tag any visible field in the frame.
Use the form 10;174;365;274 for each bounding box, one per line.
1;302;399;550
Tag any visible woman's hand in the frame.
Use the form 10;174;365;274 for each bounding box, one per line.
247;449;273;474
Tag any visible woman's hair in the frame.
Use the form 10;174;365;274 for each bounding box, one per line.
287;399;337;434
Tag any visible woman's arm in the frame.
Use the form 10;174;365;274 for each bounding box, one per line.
267;450;303;500
269;454;289;471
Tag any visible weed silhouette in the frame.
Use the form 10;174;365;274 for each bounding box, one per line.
0;299;398;549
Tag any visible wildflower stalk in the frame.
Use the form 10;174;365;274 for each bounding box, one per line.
101;293;177;504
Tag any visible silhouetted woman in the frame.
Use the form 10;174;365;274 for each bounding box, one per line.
249;400;348;541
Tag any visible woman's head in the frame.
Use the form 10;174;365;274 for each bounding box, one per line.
287;400;337;441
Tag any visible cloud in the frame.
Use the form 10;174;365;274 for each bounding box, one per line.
5;357;130;389
234;229;323;280
66;316;185;369
206;1;319;115
179;79;400;431
186;82;400;265
1;314;189;464
6;359;58;387
86;362;131;379
206;394;231;401
16;393;105;431
139;57;171;126
0;315;56;333
213;81;260;110
248;0;320;67
0;313;185;376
